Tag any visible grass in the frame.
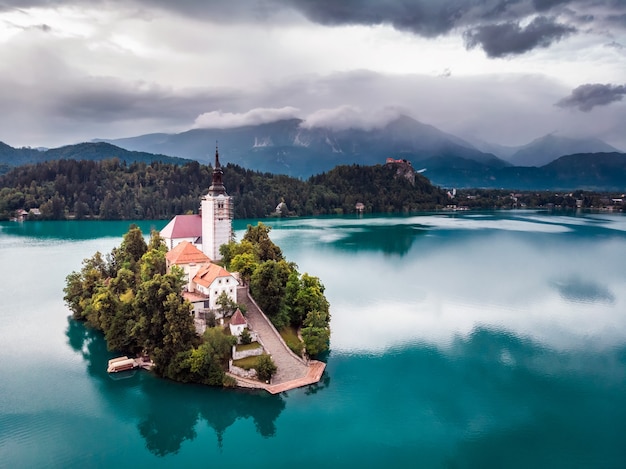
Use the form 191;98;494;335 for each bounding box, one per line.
280;326;304;355
232;354;269;370
235;341;261;352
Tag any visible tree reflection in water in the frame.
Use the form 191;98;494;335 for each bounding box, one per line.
66;317;288;455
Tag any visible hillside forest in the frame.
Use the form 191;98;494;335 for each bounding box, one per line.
0;158;446;220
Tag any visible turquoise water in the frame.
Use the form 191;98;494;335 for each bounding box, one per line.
1;213;625;468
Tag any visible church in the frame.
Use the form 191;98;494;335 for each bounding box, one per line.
160;146;233;261
161;147;240;332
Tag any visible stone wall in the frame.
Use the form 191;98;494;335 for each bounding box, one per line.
229;360;257;379
232;343;264;361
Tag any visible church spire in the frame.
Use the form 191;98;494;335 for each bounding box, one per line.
214;142;221;169
208;142;226;196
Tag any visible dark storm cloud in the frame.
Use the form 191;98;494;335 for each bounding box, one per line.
151;0;624;56
463;16;576;57
52;79;242;122
3;0;625;56
556;83;626;111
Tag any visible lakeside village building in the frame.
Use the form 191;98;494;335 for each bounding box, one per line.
161;148;244;335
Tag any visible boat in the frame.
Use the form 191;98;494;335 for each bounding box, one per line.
107;356;138;373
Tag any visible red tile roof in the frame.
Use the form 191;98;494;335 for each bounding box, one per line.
182;291;208;303
166;241;211;265
160;214;202;240
230;308;247;326
193;263;235;288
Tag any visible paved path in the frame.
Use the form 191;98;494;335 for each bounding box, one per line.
237;286;308;383
232;286;325;393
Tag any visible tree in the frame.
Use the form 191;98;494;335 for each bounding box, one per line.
230;252;257;285
249;259;292;328
285;273;329;327
301;310;331;356
63;251;108;320
117;224;148;267
255;355;277;382
239;328;252;345
215;291;238;318
170;327;236;385
243;222;283;262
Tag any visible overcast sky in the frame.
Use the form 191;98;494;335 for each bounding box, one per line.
1;0;625;150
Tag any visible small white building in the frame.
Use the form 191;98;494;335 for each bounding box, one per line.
229;308;247;337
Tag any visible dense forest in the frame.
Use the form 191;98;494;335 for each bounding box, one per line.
0;158;447;220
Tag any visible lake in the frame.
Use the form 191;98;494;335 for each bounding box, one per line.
1;211;625;468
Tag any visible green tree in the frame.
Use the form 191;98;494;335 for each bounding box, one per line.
301;310;330;356
249;259;292;328
285;273;329;327
243;222;283;262
230;252;257;285
63;251;108;321
117;224;148;267
215;291;238;318
256;355;277;382
170;327;236;385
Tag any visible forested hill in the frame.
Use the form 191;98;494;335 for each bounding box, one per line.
0;141;189;174
0;159;447;220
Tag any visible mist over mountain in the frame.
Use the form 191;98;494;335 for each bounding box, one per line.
102;115;508;178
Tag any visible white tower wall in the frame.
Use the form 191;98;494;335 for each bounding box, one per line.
201;194;232;260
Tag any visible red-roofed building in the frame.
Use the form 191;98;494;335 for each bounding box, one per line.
160;214;202;250
165;241;211;291
172;262;239;319
229;308;247;337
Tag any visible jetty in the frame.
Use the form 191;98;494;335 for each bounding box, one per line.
107;356;154;373
107;356;137;373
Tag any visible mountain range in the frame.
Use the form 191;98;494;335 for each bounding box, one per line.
1;115;624;190
100;115;622;177
0;141;187;174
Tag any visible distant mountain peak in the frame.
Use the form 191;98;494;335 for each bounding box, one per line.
508;134;621;167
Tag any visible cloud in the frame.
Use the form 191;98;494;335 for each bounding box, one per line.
556;83;626;111
300;105;405;131
464;16;576;57
193;107;301;129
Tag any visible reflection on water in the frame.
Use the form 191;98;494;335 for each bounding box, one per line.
0;220;166;241
270;212;626;353
325;326;626;467
331;223;428;256
551;275;615;304
65;319;288;455
2;212;626;467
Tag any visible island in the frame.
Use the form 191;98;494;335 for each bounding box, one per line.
64;148;329;393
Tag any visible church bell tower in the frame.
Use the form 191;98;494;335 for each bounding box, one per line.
201;145;233;260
